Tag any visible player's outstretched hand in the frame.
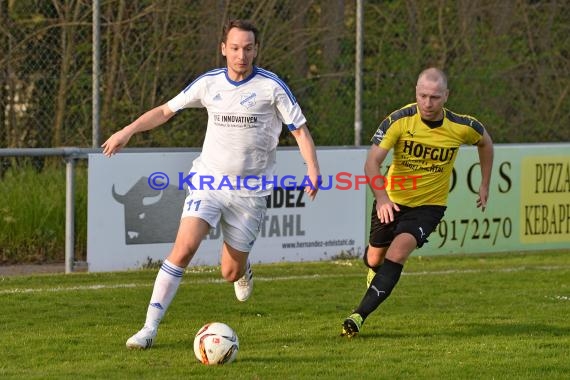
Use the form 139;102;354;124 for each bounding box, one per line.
304;172;320;201
476;185;489;212
101;130;131;157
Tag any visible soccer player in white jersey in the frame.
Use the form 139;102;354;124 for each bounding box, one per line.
102;19;321;350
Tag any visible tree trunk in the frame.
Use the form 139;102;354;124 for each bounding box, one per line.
322;0;344;72
52;0;82;147
101;0;126;134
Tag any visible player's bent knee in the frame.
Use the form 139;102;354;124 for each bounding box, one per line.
220;266;242;282
364;246;387;268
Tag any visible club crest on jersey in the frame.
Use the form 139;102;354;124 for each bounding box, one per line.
240;92;256;109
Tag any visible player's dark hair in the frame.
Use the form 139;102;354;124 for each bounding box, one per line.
222;19;259;45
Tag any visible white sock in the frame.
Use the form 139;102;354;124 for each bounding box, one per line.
144;259;185;330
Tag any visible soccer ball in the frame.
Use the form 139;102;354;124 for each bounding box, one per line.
193;322;239;365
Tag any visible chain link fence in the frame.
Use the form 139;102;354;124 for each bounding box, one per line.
0;0;568;265
1;1;91;149
1;0;357;151
1;0;568;150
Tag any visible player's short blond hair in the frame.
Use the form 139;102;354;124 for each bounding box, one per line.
417;68;448;89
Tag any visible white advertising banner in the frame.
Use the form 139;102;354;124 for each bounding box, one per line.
87;149;367;272
365;143;570;255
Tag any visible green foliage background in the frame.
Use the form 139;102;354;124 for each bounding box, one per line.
0;1;568;263
1;0;568;150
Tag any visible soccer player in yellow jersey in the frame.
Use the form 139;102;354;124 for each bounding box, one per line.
341;67;494;337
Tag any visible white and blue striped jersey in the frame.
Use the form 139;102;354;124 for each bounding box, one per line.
167;66;307;196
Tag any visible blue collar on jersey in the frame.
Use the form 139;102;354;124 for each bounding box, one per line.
225;66;258;86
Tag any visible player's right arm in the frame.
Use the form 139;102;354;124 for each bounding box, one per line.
102;103;175;157
364;144;400;223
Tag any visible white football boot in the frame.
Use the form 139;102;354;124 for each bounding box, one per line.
234;261;253;302
126;326;157;349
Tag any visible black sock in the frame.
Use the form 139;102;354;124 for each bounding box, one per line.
354;258;403;320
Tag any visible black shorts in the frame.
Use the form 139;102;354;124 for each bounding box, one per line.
369;201;446;249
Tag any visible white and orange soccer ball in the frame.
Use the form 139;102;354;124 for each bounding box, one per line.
193;322;239;365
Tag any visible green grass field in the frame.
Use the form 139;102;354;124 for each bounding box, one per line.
1;251;569;379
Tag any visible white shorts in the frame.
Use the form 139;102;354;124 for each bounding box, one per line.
181;189;267;253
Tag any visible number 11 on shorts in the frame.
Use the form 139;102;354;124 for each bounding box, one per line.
187;199;201;211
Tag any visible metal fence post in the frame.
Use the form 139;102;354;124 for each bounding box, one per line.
65;156;76;273
354;0;363;146
92;0;101;148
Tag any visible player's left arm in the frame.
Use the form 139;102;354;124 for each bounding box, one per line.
476;129;494;211
291;124;321;200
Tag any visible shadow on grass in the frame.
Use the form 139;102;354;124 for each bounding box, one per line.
357;322;570;339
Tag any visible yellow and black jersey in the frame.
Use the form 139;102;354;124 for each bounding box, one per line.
371;103;484;207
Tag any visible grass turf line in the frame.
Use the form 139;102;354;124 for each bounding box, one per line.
0;251;568;379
